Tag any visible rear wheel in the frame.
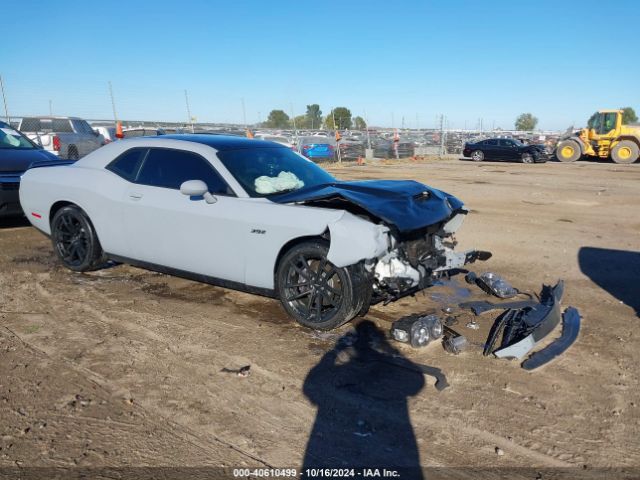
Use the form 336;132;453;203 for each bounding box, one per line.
611;140;639;164
67;146;79;161
471;150;484;162
555;140;581;162
51;205;105;272
276;240;366;330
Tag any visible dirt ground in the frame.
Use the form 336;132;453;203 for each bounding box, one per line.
1;156;639;477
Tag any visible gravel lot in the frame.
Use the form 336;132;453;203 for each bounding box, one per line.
0;157;639;476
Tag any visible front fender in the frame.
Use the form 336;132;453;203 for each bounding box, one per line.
327;211;390;268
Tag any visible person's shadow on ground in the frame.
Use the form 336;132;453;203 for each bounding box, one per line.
302;320;425;477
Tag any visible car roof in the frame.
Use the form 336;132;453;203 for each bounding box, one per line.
153;134;283;151
21;116;84;120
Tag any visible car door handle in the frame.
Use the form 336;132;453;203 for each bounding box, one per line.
129;193;143;200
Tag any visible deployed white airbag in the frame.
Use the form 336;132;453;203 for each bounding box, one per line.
254;171;304;194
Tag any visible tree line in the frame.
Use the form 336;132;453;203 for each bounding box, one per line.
515;107;637;131
262;104;366;130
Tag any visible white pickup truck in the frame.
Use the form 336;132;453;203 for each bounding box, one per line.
18;116;104;160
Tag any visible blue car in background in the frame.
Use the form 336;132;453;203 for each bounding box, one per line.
297;136;335;160
0;121;68;218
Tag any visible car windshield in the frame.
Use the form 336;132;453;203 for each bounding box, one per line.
0;125;37;149
217;147;335;197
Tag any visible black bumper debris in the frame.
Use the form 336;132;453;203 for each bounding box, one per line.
521;307;580;371
487;281;564;360
460;299;539;316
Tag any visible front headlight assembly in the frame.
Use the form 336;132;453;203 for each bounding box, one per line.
391;314;443;348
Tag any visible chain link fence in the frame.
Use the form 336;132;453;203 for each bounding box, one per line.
1;75;563;162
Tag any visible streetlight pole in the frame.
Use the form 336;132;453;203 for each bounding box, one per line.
0;75;10;122
184;89;194;133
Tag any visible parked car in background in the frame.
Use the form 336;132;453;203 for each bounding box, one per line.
121;127;166;138
18;116;103;160
255;134;294;149
370;138;415;159
0;121;70;217
298;136;335;160
463;138;547;163
19;134;487;330
338;139;365;160
93;126;117;144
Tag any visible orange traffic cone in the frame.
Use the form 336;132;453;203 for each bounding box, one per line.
357;156;365;166
115;121;123;139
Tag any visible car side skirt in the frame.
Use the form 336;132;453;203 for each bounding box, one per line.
106;253;277;299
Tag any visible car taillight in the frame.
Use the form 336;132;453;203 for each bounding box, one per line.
53;136;61;151
329;145;334;150
302;145;310;150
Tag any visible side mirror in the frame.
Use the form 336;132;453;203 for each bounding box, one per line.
180;180;217;204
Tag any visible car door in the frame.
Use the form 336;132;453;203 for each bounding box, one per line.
499;139;519;160
121;147;249;284
483;139;499;159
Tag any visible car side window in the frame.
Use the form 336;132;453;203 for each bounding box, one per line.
135;148;233;195
487;139;498;146
106;148;148;182
498;139;511;146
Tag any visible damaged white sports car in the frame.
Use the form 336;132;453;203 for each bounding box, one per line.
20;135;489;329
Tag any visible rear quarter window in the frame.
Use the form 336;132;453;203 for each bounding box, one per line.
106;148;148;182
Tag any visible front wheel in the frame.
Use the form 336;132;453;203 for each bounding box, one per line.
521;152;534;164
276;240;367;330
555;140;581;162
471;150;484;162
51;205;105;272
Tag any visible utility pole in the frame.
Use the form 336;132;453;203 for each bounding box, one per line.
364;109;371;149
0;75;10;122
331;109;342;164
391;111;395;129
241;97;247;128
439;114;445;157
290;103;298;144
108;81;118;122
184;89;194;133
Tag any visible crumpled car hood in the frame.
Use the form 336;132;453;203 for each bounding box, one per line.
270;180;465;232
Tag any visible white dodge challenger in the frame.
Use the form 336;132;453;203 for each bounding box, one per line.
20;135;489;330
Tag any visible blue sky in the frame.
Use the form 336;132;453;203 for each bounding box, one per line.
2;0;639;130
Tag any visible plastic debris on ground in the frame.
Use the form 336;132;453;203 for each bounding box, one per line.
465;271;520;299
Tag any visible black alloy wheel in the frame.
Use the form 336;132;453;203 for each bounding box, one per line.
51;205;105;271
276;241;365;330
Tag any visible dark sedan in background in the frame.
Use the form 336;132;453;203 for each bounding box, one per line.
463;138;548;163
0;121;69;217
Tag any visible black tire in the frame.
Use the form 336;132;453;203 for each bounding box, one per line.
67;146;79;161
276;240;367;330
51;205;105;272
555;140;581;162
471;150;484;162
611;140;639;164
521;152;534;164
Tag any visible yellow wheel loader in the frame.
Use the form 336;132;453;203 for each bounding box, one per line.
555;109;640;164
